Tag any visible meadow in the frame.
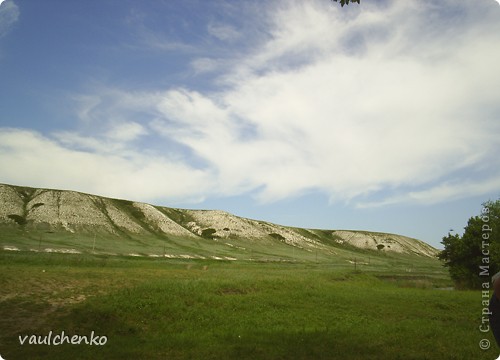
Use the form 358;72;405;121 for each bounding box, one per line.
0;250;497;359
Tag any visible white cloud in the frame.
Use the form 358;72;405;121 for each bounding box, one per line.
190;57;220;74
0;129;213;203
153;0;500;205
72;88;161;125
106;121;147;142
357;176;500;208
2;0;500;207
207;22;241;42
53;120;147;154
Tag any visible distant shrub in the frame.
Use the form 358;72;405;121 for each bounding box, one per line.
201;228;217;238
269;233;286;241
130;207;146;221
377;244;385;251
7;214;27;226
117;200;145;222
31;202;44;209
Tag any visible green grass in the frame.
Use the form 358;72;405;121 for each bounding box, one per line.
0;227;419;269
0;251;497;359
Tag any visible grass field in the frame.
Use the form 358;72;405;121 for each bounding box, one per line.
0;250;497;359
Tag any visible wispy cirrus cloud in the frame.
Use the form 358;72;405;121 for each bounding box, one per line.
0;0;19;38
207;22;241;42
357;175;500;208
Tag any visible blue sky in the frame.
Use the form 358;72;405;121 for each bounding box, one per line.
1;0;500;249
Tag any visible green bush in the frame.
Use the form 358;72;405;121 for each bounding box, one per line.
7;214;27;226
269;233;286;241
201;228;217;238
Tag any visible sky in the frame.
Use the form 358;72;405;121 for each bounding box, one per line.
0;0;500;249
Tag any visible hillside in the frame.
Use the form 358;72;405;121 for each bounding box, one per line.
0;183;439;260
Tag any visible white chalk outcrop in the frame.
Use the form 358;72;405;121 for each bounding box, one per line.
0;183;439;257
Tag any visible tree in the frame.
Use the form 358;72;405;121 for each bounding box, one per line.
331;0;360;7
439;199;500;289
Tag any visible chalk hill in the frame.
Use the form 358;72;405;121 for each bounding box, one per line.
0;183;438;260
